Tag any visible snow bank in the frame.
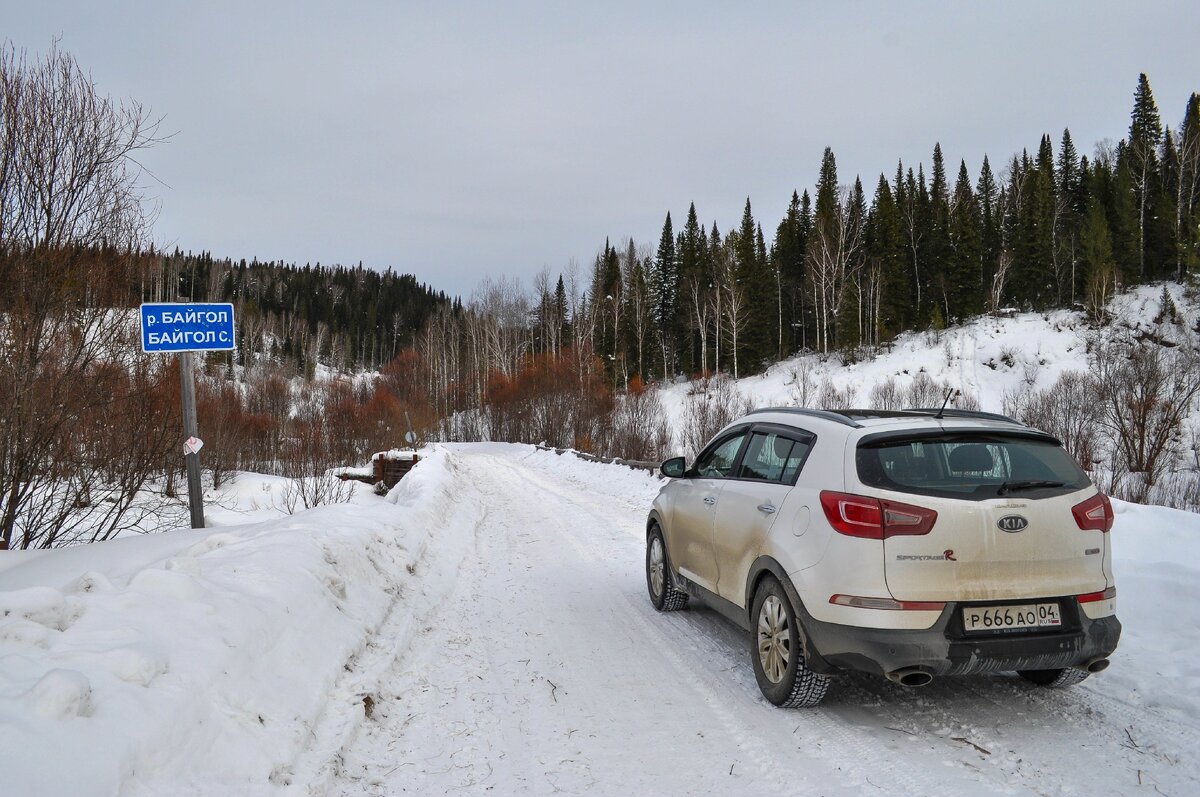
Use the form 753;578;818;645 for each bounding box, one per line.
0;448;453;797
1105;499;1200;723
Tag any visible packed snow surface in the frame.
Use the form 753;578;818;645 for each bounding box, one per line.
1;444;1198;796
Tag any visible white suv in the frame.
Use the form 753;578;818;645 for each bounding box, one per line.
646;408;1120;707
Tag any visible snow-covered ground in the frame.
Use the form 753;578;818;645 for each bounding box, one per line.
2;444;1198;796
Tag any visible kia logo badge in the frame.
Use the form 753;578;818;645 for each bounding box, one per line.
997;515;1029;533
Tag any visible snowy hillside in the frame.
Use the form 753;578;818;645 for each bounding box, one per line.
660;282;1200;512
2;445;1198;796
662;283;1197;431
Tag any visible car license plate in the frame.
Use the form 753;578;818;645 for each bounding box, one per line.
962;602;1061;633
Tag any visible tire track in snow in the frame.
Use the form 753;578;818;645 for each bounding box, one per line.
462;454;827;793
285;450;487;796
493;451;996;797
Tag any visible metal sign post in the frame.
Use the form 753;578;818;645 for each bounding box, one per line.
140;302;236;529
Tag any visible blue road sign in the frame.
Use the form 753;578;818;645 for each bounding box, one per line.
140;303;236;353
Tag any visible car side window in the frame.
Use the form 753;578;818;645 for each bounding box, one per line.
694;432;747;478
781;437;813;483
738;432;792;482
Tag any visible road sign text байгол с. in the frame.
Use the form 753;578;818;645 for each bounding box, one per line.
140;303;236;352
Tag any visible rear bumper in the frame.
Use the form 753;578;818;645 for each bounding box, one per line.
796;598;1121;677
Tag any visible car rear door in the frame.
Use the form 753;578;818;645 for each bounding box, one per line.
712;428;810;607
857;435;1109;603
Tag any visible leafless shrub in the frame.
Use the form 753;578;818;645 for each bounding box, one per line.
868;377;903;411
602;379;671;462
680;374;751;457
787;359;818;407
276;414;355;513
1144;470;1200;513
1004;371;1102;469
903;372;943;408
871;373;980;413
1092;337;1200;503
815;378;856;410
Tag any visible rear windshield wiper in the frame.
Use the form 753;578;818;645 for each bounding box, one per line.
997;480;1066;495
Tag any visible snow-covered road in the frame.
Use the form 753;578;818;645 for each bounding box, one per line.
3;443;1197;796
309;446;1197;797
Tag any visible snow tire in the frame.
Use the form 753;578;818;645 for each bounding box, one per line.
1018;667;1091;688
646;525;688;612
751;576;830;708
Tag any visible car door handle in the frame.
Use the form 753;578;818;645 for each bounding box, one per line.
703;496;717;505
757;504;776;514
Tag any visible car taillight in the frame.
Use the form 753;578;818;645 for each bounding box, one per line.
1078;586;1116;603
819;491;937;539
1072;492;1114;532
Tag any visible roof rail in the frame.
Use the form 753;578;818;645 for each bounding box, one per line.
747;406;1025;428
901;408;1023;424
744;407;862;428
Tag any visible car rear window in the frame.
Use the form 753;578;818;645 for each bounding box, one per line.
856;434;1090;500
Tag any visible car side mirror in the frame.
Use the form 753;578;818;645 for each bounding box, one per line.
661;457;687;478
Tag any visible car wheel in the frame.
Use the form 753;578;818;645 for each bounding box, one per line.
1018;667;1091;688
751;576;829;707
646;525;688;612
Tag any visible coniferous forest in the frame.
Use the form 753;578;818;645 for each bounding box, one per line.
2;42;1199;548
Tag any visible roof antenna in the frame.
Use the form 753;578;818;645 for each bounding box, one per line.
935;388;959;419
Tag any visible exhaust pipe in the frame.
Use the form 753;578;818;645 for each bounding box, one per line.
1085;658;1110;673
886;668;934;687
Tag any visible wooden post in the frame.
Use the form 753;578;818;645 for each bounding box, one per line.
180;351;206;528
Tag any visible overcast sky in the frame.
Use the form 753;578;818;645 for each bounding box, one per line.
6;1;1200;299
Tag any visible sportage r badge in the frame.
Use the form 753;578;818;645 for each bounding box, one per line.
997;514;1029;532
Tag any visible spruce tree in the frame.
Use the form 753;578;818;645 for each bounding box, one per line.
840;177;868;348
949;160;983;318
1055;129;1086;302
1127;73;1165;280
773;191;807;353
976;155;1001;303
1109;153;1141;278
928;144;953;322
675;203;706;373
798;190;814;347
1177;93;1200;279
867;174;908;341
554;274;570;347
652;212;677;373
735;198;774;369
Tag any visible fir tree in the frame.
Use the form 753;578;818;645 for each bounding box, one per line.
772;191;807;353
675;202;706;373
949;160;983;318
866;174;908;341
928;144;953;321
976;155;1001;302
651;212;677;372
1127;73;1165;279
1176;93;1200;279
735;198;774;369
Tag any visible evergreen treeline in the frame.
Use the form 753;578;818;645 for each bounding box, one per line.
565;73;1200;383
142;253;454;374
